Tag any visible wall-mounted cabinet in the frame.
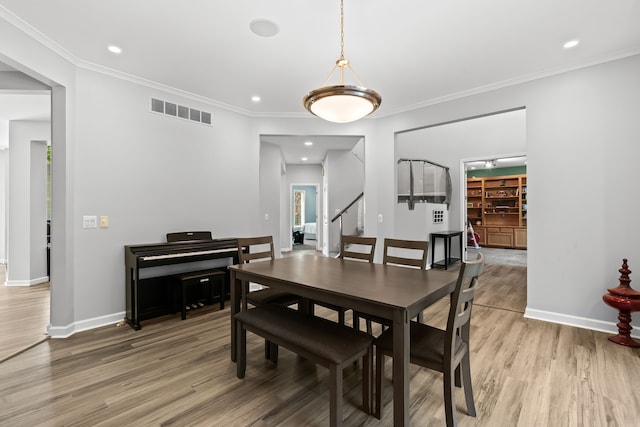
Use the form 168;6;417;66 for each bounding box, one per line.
466;174;527;249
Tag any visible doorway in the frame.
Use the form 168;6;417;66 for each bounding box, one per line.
463;155;527;267
0;60;59;353
291;184;319;251
259;134;364;256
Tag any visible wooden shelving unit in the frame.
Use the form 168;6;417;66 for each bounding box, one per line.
466;174;527;249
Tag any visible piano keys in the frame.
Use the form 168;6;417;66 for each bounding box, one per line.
124;237;238;330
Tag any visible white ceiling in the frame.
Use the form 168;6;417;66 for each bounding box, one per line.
261;134;361;164
1;0;639;161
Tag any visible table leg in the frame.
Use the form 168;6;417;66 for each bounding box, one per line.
392;310;410;426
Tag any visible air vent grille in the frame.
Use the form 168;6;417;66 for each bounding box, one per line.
150;98;212;126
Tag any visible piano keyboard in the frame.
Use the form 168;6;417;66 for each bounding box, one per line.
141;247;236;261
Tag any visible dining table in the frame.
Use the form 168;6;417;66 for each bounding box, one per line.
228;254;458;427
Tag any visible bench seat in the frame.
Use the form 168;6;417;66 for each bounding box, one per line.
235;304;373;427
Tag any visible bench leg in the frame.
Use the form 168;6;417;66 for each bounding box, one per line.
329;364;343;427
362;346;372;415
181;284;187;320
374;349;384;419
219;277;225;310
236;320;246;379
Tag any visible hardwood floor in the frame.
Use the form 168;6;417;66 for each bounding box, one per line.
0;265;49;362
1;261;639;426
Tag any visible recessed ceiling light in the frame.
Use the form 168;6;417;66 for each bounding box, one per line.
250;19;279;37
563;39;579;49
301;157;308;161
251;95;261;102
107;45;122;54
304;141;313;146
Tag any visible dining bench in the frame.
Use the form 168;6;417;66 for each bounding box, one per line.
235;304;373;427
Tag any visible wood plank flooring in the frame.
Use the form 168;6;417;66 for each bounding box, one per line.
0;265;49;362
1;261;640;426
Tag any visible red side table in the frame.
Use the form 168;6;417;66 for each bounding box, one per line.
602;259;640;347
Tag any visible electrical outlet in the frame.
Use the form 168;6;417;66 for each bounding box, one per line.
99;215;109;228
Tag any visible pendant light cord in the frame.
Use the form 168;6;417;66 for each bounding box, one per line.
340;0;345;61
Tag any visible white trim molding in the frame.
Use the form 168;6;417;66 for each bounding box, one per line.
524;308;640;339
47;311;126;338
5;276;49;286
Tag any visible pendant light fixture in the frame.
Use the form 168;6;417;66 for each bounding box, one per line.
302;0;381;123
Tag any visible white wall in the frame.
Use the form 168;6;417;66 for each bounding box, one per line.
325;149;365;253
7;121;49;285
395;109;527;264
259;141;283;258
29;139;47;279
373;55;640;333
71;68;257;325
1;11;77;333
0;147;6;264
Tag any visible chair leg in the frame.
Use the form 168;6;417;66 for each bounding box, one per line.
374;348;384;419
366;319;373;335
329;364;343;427
461;353;476;416
338;309;345;326
270;342;279;364
454;365;462;387
264;340;270;360
443;362;457;427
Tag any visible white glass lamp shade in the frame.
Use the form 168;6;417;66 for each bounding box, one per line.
303;85;381;123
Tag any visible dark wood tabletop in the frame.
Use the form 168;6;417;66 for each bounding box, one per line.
229;255;458;426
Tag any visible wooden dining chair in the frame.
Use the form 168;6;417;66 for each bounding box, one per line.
374;252;485;425
354;238;429;335
340;235;377;263
236;236;301;360
312;235;377;325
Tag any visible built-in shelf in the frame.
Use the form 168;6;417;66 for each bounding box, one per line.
466;173;527;249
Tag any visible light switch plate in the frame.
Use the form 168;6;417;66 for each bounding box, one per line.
99;216;109;228
83;215;97;228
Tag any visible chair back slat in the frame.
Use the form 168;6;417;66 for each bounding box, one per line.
382;238;429;269
445;253;485;358
340;235;376;263
237;236;275;264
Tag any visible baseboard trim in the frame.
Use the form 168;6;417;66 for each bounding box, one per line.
6;276;49;286
47;311;126;338
524;308;640;339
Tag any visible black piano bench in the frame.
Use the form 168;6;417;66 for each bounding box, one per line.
172;269;226;320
